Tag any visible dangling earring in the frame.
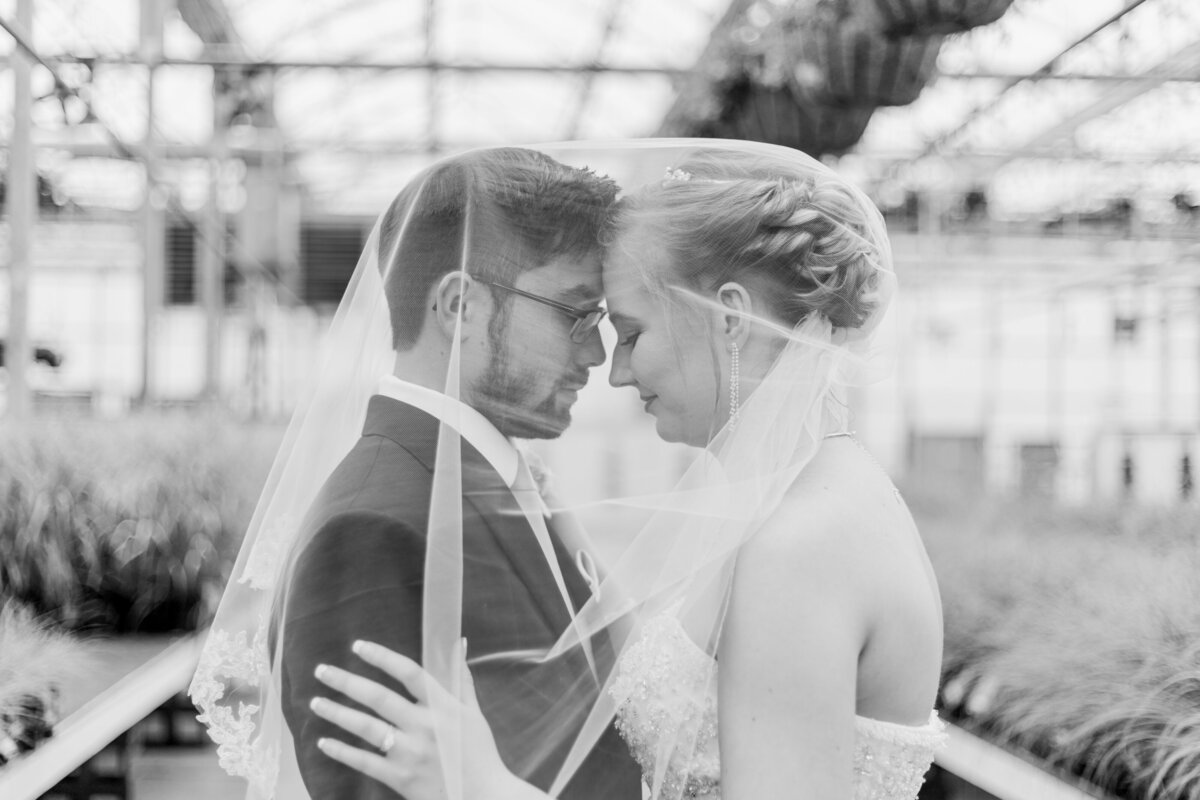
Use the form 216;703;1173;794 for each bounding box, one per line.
728;341;740;429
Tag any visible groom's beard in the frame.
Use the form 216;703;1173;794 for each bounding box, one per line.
473;321;575;440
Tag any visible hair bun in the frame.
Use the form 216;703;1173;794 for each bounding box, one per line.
752;177;880;329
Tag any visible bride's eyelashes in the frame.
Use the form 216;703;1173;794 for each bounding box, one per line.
619;332;641;347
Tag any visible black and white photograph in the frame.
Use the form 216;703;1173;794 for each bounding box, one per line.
1;2;1198;799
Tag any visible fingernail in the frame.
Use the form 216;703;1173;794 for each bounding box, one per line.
317;738;331;751
352;640;371;656
315;664;329;680
310;697;327;712
461;637;469;657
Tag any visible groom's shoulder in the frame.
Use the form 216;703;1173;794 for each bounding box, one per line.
291;470;429;591
321;432;434;504
291;434;435;554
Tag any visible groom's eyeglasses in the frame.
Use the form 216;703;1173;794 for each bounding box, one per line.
478;280;607;343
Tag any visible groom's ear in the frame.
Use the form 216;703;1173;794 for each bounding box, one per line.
715;281;752;345
432;271;480;340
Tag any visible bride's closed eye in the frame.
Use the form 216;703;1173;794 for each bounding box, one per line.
619;332;641;347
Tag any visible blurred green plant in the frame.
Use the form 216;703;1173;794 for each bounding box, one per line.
911;485;1200;800
0;413;280;634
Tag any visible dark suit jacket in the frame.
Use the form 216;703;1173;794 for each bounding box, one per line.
276;395;640;800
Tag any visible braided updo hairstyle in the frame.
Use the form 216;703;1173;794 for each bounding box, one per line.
613;149;885;330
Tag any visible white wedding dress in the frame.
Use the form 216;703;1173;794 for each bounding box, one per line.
610;613;946;800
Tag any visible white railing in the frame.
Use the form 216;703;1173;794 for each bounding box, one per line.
0;632;205;800
936;722;1117;800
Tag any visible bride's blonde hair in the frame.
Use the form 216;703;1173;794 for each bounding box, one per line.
611;149;882;330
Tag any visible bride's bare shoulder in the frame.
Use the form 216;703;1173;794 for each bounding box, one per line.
728;478;873;653
737;486;861;593
742;442;908;576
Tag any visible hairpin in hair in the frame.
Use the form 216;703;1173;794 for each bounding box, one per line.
664;167;692;183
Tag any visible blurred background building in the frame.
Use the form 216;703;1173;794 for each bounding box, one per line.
3;0;1200;506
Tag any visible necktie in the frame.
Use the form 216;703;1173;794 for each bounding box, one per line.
512;454;597;681
511;455;574;616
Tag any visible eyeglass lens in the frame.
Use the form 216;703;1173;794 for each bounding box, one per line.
570;311;604;343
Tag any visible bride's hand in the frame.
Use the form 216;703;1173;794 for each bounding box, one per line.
311;639;522;800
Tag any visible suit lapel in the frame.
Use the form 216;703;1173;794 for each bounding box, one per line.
461;456;575;634
362;395;576;635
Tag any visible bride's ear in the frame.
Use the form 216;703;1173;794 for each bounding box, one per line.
715;281;752;346
432;271;479;339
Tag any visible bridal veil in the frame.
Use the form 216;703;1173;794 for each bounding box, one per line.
190;138;897;800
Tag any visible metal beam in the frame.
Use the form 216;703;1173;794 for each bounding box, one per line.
848;146;1200;164
177;0;242;404
934;70;1200;83
0;18;143;164
0;9;299;315
978;38;1200;174
0;138;433;159
198;159;225;401
139;0;164;404
4;0;34;421
0;53;687;76
15;136;1200;165
915;0;1153;159
425;0;438;150
566;0;628;139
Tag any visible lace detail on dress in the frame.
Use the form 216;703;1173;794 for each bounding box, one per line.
609;614;721;799
610;614;946;800
853;711;946;800
188;624;278;796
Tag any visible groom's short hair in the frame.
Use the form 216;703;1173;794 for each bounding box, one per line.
377;147;618;350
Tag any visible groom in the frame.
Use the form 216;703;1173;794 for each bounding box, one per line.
278;149;641;799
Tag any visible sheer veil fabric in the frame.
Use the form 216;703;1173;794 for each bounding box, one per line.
190;139;899;800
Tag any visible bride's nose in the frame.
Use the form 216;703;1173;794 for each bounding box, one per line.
608;346;633;388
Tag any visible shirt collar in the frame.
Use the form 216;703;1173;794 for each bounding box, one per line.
377;375;520;487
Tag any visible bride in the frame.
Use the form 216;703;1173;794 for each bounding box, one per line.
303;142;945;800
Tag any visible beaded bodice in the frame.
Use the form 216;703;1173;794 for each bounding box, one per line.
609;614;946;800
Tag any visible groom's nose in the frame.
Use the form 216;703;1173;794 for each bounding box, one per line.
576;325;606;369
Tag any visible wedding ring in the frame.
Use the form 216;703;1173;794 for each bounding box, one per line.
378;725;397;755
